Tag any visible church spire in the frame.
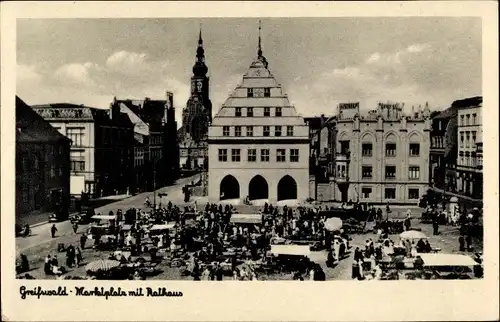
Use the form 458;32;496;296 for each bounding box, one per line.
258;20;262;58
193;24;208;77
257;20;268;68
198;24;203;46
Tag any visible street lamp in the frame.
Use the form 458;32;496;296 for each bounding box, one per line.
152;158;160;210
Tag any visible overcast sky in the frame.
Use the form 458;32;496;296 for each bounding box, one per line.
17;18;481;123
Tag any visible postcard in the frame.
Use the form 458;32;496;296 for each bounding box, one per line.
1;1;498;321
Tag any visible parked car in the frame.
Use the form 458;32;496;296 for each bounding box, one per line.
70;207;95;225
48;207;69;222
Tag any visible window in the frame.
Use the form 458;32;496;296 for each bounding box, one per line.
264;107;270;117
408;188;419;200
231;149;241;162
263;126;270;137
385;188;396;199
290;149;299;162
276;149;286;162
287;126;294;136
408;166;420;179
261;149;270;162
466;114;470;126
472;113;477;125
70;150;85;171
235;107;242;117
247;107;253;117
218;149;228;162
362;187;372;199
362;166;373;178
275;126;282;137
460;132;464;148
275;107;282;117
362;143;373;157
66;127;85;146
264;88;271;97
385;166;396;179
465;132;470;148
246;126;253;137
460;115;464;126
247;149;257;162
235;126;242;137
409;143;420;156
472;131;477;146
247;88;254;97
50;165;56;178
386;143;396;156
340;141;350;155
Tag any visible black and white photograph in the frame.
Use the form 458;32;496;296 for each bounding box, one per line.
2;2;498;321
13;16;486;281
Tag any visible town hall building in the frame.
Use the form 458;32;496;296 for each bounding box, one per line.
207;25;310;203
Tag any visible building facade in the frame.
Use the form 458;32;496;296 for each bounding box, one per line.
16;96;71;218
114;92;179;191
429;106;458;191
304;116;337;201
455;96;482;199
33;103;135;197
334;102;431;204
207;31;310;203
178;30;212;170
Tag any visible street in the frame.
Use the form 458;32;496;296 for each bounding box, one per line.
16;174;200;253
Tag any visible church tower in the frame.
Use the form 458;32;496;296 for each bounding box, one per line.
182;28;212;143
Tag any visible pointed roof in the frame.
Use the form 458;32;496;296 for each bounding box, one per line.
212;23;304;126
192;25;208;77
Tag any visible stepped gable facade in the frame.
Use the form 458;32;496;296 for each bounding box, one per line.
207;24;310;203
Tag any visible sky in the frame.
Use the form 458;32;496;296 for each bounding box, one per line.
17;18;481;124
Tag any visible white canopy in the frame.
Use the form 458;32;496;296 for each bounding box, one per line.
270;245;311;257
324;217;343;231
400;230;428;240
91;215;116;221
230;214;263;224
419;254;477;267
150;223;175;231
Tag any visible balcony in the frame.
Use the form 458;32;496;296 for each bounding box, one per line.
335;152;350;162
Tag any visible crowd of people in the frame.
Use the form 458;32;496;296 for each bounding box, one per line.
17;191;483;281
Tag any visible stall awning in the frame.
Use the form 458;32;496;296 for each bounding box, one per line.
150;223;175;231
91;215;116;221
419;254;477;267
270;245;311;257
230;214;262;224
325;217;343;231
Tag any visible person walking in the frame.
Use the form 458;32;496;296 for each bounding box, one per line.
459;236;465;252
466;234;473;251
50;224;58;238
80;233;87;249
72;222;79;234
75;246;83;267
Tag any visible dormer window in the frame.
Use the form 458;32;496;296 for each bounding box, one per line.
247;88;253;98
264;88;271;97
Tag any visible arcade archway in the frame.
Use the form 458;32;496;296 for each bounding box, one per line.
220;175;240;200
277;175;297;201
248;175;269;200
